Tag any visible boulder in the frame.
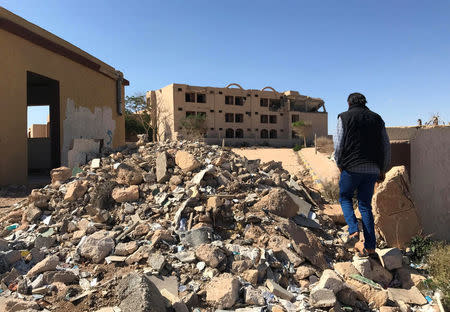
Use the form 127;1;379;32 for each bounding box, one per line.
195;244;226;268
50;166;72;184
64;180;88;201
253;188;299;218
156;152;170;183
322;204;346;224
175;151;201;172
78;232;115;263
372;166;422;248
316;269;344;293
206;274;240;308
377;248;403;270
116;163;143;185
26;255;59;278
112;185;139;203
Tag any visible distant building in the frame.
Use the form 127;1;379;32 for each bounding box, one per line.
146;83;327;146
0;7;128;185
28;124;49;138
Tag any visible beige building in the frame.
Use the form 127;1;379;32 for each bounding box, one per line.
28;124;49;138
146;83;327;146
0;7;128;185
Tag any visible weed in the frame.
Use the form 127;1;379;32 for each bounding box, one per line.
316;136;334;155
322;180;339;203
293;144;302;152
427;242;450;310
409;234;434;263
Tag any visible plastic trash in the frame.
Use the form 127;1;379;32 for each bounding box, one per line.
179;218;187;231
5;224;18;231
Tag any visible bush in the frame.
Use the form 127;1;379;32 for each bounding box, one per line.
409;234;434;263
427;242;450;310
322;180;339;203
316;136;334;155
293;144;302;152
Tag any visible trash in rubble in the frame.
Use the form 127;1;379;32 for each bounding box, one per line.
42;215;52;225
350;274;383;290
5;224;18;231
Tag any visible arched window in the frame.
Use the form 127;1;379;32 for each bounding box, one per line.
235;129;244;138
260;129;268;139
270;129;277;139
225;128;234;138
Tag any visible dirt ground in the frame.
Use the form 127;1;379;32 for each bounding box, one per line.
299;147;340;184
232;147;304;176
0;185;28;210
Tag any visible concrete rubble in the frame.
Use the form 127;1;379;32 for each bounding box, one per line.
0;140;434;311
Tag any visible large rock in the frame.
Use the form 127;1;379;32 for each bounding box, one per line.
175;151;201;172
195;244;226;268
369;258;393;287
322;204;346;224
78;232;115;263
372;166;422;248
253;188;299;218
51;166;72;184
346;278;388;308
116;163;143;185
156;152;170;183
117;273;166;312
115;241;138;256
64;180;88;201
377;248;403;270
316;269;344;293
387;286;427;305
28;189;49;208
334;262;360;279
26;255;59;277
112;185;139;203
266;279;295;301
206;274;240;308
310;288;336;308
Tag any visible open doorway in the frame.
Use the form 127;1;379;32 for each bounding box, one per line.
27;72;60;182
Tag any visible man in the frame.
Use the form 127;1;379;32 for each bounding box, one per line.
334;93;390;257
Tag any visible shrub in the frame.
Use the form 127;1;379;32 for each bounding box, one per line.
293;144;302;152
427;242;450;310
322;180;339;203
409;234;434;263
316;136;334;155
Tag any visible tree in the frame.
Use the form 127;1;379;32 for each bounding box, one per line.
292;120;312;147
179;114;207;140
124;94;152;140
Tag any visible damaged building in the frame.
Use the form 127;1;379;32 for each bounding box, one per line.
146;83;327;145
0;7;129;185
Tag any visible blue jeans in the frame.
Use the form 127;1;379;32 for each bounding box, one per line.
339;170;378;250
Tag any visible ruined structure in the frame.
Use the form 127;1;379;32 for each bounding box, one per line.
0;7;129;185
146;83;327;146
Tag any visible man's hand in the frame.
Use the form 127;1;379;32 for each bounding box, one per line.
377;172;386;183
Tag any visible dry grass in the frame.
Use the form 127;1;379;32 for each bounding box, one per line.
427;242;450;310
316;136;334;155
321;180;339;203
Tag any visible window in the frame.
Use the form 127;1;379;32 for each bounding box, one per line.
235;129;244;138
219;110;222;113
255;112;259;115
219;91;223;94
210;109;214;112
186;111;196;117
197;93;206;103
197;112;206;118
260;98;268;107
260;115;268;123
235;113;244;123
210;128;214;130
247;128;251;131
270;129;277;139
177;88;182;91
235;96;246;106
225;113;234;123
269;98;281;111
269;115;277;124
292;115;299;122
185;92;195;102
178;107;183;111
225;96;234;105
209;91;214;94
245;111;251;116
260;129;269;139
225;128;234;138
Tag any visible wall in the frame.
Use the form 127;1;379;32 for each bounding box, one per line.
409;126;450;240
30;124;48;138
386;126;419;141
0;27;125;185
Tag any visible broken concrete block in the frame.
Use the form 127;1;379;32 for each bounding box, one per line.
206;273;240;308
28;189;49;208
244;286;265;305
78;232;115;263
346;278;388;308
195;244;226;268
294;264;316;280
253;188;299;218
322;204;346;224
91;158;101;169
112;185;139;203
242;269;258;285
372;166;422;248
334;262;360;279
147;253;166;273
25;204;42;222
310;288;336;308
396;266;426;289
116;163;143;185
377;248;403;270
353;257;372;278
387;286;427;305
175;151;201;172
51;166;72;184
266;279;295;301
369;258;393;287
64;180;88;201
114;241;138;256
27;255;59;278
316;269;344;293
156;152;170;183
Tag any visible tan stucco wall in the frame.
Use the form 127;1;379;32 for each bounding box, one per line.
386;126;420;141
409;126;450;240
0;28;125;185
29;124;48;138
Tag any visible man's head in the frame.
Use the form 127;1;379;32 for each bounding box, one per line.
347;93;367;107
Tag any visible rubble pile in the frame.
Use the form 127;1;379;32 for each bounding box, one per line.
0;141;432;312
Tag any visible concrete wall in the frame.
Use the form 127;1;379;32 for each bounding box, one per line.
387;126;420;141
409;127;450;240
29;124;48;138
0;8;126;185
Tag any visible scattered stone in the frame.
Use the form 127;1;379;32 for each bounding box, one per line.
387;286;427;305
116;163;143;185
78;232;115;263
112;185;139;203
310;288;336;308
334;262;360;279
156;152;171;183
115;241;138;256
316;269;344;293
245;286;265;305
148;253;166;273
377;248;403;270
64;180;88;201
51;166;72;184
266;279;295;301
27;255;59;277
322;204;346;224
195;244;226;268
294;265;316;280
175;151;201;172
206;274;240;308
380;307;401;312
242;269;258;285
253;188;299;218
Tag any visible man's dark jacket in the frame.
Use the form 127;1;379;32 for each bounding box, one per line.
337;105;385;171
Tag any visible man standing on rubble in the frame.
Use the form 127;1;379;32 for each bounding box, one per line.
334;92;390;257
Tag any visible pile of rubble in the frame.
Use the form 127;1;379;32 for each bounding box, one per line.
0;140;435;312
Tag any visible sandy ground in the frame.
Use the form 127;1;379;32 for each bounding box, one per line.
232;147;304;176
299;147;340;184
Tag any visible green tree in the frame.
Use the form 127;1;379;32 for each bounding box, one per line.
179;114;207;140
292;120;312;148
125;94;152;141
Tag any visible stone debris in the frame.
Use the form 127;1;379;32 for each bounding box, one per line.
0;141;432;312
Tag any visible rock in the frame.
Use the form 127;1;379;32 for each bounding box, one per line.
112;185;139;203
44;270;79;285
253;188;299;218
25;205;41;222
310;288;337;308
195;244;226;268
266;279;295;301
387;286;427;305
78;233;115;263
396;266;426;289
116;163;143;185
115;241;138;256
2;298;40;312
28;189;49;208
64;180;88;201
175;251;196;263
156;152;171;183
380;307;401;312
242;269;258;285
316;269;344;293
148;253;166;273
353;257;372;278
231;259;253;274
369;258;393;286
334;262;359;279
207;196;223;209
151;229;176;246
294;265;316;280
372;166;422;248
206;274;240;308
377;248;403;270
322;204;346;224
117;273;166;312
91;158;101;169
27;255;59;277
169;175;183;186
34;236;56;249
175;151;201;172
51;166;72;184
336;287;358;306
125;245;152;264
245;286;265;305
346;278;388;308
181;228;212;247
273;247;304;267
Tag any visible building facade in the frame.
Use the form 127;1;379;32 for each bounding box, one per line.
0;7;128;185
146;83;327;146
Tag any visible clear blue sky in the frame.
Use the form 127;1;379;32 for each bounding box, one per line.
5;0;449;132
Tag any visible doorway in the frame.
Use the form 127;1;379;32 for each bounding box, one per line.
27;72;60;179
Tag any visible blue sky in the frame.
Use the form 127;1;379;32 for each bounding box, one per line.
5;1;449;132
